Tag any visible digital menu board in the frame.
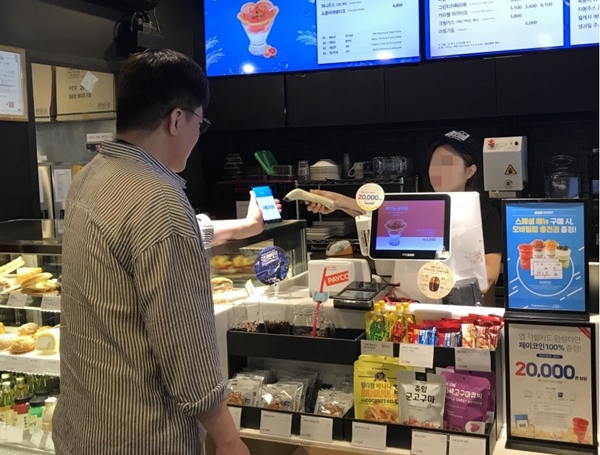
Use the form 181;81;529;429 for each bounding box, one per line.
503;200;589;314
425;0;599;60
204;0;420;77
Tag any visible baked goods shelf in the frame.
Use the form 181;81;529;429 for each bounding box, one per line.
0;294;61;313
0;351;60;376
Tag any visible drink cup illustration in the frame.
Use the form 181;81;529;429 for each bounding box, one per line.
556;246;571;269
237;1;279;56
572;417;589;443
518;244;534;270
545;239;558;259
385;219;407;246
531;239;545;259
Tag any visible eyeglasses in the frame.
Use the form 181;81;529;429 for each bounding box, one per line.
182;108;211;134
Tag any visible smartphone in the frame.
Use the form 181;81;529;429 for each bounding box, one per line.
252;185;282;223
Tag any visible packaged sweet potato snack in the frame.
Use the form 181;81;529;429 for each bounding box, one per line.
455;369;497;429
441;370;489;434
398;371;446;429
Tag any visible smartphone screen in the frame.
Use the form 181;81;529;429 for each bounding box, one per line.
253;186;282;223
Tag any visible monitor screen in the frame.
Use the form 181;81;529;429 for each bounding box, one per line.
369;193;451;260
503;199;589;314
204;0;421;77
424;0;599;60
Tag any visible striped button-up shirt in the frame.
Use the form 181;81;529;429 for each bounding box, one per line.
53;140;225;455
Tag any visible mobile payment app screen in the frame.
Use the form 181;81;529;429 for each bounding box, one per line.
254;186;280;222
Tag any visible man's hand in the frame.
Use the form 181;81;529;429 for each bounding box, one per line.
243;191;283;238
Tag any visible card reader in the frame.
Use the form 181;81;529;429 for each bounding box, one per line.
333;281;390;310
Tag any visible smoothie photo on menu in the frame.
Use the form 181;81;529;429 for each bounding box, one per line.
385;219;407;246
237;0;279;56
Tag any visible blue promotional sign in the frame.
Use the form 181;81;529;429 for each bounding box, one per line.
254;246;290;285
503;200;588;313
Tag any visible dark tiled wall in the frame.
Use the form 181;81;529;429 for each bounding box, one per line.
190;111;599;210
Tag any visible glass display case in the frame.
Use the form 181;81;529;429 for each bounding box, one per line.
0;218;307;454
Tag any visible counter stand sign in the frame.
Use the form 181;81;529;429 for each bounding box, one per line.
505;320;598;454
254;246;290;298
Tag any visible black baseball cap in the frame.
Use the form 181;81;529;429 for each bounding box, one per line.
426;130;480;164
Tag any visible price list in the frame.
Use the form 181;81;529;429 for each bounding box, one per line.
428;0;564;58
316;0;420;65
570;0;599;45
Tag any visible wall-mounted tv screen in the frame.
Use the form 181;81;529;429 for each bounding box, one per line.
204;0;421;77
425;0;599;60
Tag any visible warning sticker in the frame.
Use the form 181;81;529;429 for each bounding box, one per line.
505;164;517;175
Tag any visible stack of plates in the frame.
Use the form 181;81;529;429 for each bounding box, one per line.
306;226;333;240
310;159;340;181
312;219;355;237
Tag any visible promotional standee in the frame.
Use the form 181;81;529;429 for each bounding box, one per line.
503;199;589;317
503;199;597;454
505;320;598;453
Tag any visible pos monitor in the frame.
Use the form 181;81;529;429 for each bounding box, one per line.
369;192;487;303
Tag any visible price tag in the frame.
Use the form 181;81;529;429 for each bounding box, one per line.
449;435;486;455
300;415;333;443
28;357;44;375
0;425;24;443
46;433;55;451
312;291;330;303
30;429;44;448
11;356;29;373
411;430;448;455
455;348;491;372
41;295;61;311
260;410;292;438
46;358;61;376
7;293;27;308
399;343;434;369
228;406;242;431
361;340;394;357
351;421;386;450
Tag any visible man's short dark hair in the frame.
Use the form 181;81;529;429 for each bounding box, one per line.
116;49;210;133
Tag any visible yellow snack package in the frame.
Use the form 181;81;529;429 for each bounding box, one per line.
354;361;411;423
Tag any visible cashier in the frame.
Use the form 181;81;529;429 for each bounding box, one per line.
306;130;503;298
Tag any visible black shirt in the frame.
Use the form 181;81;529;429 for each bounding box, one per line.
481;202;503;255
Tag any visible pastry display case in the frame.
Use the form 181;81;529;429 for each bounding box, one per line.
0;218;307;454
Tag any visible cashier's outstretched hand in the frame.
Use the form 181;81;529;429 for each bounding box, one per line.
305;190;362;217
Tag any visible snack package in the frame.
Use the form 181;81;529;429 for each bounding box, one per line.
314;389;354;417
225;377;262;406
354;361;401;423
455;369;497;428
398;371;446;429
441;371;489;434
260;383;299;411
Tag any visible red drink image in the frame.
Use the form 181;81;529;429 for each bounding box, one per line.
518;244;534;270
573;417;589;443
237;1;279;56
385;218;407;246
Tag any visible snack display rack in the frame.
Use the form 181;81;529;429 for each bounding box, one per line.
227;320;504;452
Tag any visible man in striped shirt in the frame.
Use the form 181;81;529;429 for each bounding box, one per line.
53;50;251;455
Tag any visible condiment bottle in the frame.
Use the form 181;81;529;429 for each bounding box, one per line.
402;302;416;343
28;396;46;432
0;381;14;425
13;396;30;429
41;397;57;433
390;304;405;343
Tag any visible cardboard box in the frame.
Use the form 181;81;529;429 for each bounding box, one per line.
55;67;115;121
31;63;54;122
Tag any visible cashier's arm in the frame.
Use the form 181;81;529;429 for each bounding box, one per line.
484;252;502;293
